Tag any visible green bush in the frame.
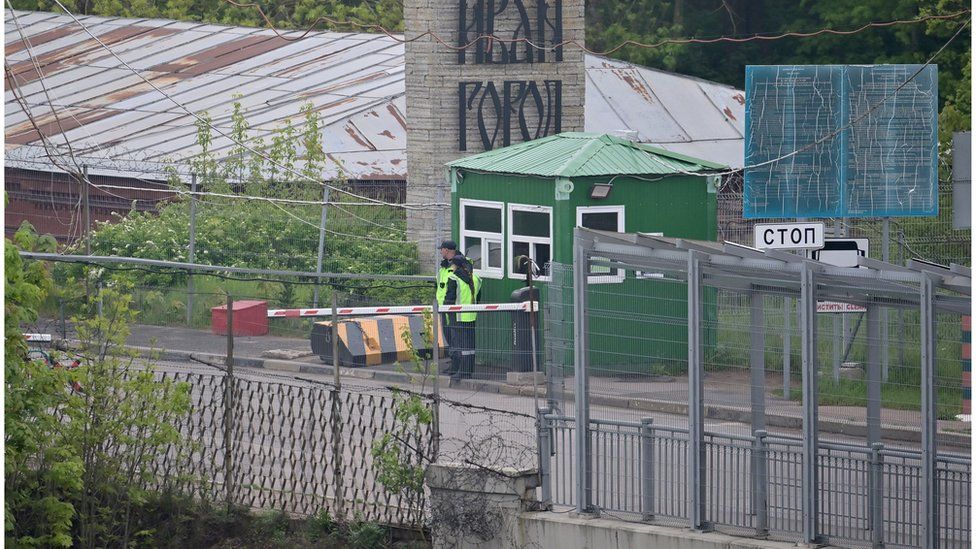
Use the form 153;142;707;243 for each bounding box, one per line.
347;519;388;549
307;509;338;540
53;100;430;326
6;223;195;548
6;224;81;548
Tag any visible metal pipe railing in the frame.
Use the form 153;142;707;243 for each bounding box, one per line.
537;415;971;547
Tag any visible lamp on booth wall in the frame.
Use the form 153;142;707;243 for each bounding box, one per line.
589;183;613;199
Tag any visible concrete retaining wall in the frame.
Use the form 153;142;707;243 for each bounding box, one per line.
426;462;823;549
515;513;817;549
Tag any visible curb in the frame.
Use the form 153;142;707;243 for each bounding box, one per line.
123;344;970;448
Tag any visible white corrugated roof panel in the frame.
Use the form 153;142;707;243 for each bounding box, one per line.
5;10;746;182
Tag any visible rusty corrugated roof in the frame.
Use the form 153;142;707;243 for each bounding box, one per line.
5;10;745;182
584;56;745;169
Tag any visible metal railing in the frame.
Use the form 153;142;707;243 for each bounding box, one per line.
537;412;971;548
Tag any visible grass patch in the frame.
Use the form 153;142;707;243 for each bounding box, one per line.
135;494;426;548
776;373;962;420
715;305;964;415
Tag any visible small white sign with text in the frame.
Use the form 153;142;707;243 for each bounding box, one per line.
753;222;825;250
816;301;867;314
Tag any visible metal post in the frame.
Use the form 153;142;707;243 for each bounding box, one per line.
59;299;67;342
750;291;767;433
431;295;441;460
832;220;841;382
688;251;708;530
435;186;445;267
783;297;792;399
866;303;881;446
186;173;197;326
800;263;820;543
82;164;91;255
881;218;890;381
332;290;341;388
313;185;330;307
752;430;769;537
329;289;345;519
841;219;851;343
833;313;842;382
640;417;655;521
572;230;593;514
224;294;235;509
919;275;938;548
869;443;885;549
750;290;767;528
538;407;552;507
897;230;906;367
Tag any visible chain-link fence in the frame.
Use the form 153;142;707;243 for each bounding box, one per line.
5;164;448;279
717;173;971;267
142;367;435;527
539;229;971;548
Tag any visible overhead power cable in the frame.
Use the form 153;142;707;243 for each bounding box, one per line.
12;3;969;215
81;182;445;209
41;258;434;290
42;0;426;211
6;5;182;215
218;0;970;55
624;16;972;181
18;250;436;282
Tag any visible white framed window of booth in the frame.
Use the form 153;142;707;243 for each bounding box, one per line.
576;205;626;283
507;203;552;281
459;199;505;278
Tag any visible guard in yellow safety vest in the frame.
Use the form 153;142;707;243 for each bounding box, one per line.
444;255;477;380
437;240;468;351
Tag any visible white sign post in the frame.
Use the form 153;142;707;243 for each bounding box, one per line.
753;222;825;250
813;238;870;313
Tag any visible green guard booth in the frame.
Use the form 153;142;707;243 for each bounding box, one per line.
446;132;727;378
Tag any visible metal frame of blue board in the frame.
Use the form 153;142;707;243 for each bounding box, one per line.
744;64;938;219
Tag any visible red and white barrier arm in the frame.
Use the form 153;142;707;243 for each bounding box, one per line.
267;301;540;318
24;333;53;342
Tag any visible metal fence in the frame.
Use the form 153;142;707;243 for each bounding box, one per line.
146;369;435;527
538;413;971;547
717;174;971;269
540;228;971;548
4;166;435;279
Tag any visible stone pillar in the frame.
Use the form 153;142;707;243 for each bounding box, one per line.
404;0;585;269
426;463;541;548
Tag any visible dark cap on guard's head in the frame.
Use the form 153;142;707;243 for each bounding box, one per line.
438;240;458;251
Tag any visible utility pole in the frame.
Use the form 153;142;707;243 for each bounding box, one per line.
82;165;92;303
82;164;91;255
224;295;235;510
329;289;345;518
313;185;330;307
187;174;198;326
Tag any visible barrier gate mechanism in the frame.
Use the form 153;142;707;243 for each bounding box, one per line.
266;302;538;318
268;302;540;368
310;316;447;367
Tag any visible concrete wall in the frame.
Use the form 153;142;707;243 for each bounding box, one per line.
427;462;825;549
403;0;585;266
515;513;813;549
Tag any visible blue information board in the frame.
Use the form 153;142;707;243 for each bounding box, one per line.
744;65;938;219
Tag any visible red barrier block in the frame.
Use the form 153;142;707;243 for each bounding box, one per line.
211;300;269;336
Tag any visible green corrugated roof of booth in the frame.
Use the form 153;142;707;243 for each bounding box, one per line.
446;132;726;177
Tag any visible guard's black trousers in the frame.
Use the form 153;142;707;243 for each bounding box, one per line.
450;320;476;378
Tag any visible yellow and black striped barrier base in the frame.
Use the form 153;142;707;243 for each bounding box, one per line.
310;315;447;368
